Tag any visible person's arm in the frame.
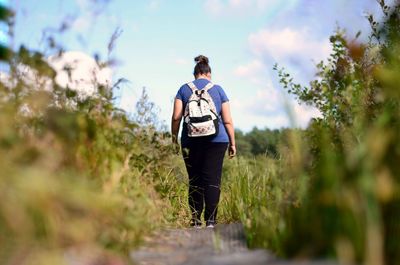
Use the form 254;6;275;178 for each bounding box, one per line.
221;102;236;158
171;98;183;145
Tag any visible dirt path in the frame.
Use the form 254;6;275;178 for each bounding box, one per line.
130;223;337;265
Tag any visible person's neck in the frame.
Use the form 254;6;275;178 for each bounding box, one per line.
196;74;210;80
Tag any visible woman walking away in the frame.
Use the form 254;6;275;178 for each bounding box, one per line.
171;55;236;228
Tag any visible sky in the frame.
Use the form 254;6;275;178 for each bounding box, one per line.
4;0;386;131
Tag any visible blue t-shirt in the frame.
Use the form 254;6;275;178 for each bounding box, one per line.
176;78;229;147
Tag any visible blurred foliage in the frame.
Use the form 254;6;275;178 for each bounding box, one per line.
271;1;400;264
235;127;295;158
218;128;308;252
219;154;291;249
5;1;400;265
0;5;187;265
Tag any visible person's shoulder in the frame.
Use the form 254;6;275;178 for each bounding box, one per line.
209;82;222;89
211;83;226;93
178;82;191;93
211;83;229;102
176;82;191;100
179;82;190;89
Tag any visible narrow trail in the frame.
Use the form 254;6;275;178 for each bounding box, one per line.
130;223;337;265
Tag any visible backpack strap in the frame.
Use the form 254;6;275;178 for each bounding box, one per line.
203;82;214;91
187;82;197;91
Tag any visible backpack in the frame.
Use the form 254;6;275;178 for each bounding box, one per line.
184;82;219;138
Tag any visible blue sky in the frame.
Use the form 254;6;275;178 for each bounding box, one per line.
8;0;385;131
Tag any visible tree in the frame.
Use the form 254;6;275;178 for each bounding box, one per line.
274;2;400;264
0;4;12;61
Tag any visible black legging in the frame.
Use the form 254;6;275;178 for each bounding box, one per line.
182;141;228;224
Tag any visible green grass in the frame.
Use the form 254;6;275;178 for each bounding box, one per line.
2;3;400;265
219;155;291;252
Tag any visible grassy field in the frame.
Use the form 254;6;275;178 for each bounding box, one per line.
1;2;400;265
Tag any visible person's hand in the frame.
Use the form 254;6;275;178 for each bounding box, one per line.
228;144;236;158
173;143;180;155
172;136;180;155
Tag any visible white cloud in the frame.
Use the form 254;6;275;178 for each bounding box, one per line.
231;94;289;130
231;9;334;129
229;72;321;129
225;0;378;131
230;81;287;128
291;101;322;128
48;51;112;98
204;0;297;17
262;115;290;129
3;64;53;93
1;51;113;116
234;59;266;85
248;27;331;64
233;93;321;129
232;60;290;128
232;26;328;130
249;87;282;114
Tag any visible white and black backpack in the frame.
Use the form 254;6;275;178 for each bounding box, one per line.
184;82;219;137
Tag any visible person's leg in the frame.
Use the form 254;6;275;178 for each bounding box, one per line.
200;143;228;226
182;143;205;224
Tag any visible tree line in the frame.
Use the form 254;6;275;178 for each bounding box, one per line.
235;127;299;158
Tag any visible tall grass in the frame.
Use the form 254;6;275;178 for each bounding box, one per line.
2;2;399;265
218;4;400;265
0;44;188;264
219;156;282;247
267;2;400;264
218;142;304;253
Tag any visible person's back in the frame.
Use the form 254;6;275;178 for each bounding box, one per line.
171;55;236;228
176;78;229;147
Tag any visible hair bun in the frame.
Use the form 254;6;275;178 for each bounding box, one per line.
194;55;209;64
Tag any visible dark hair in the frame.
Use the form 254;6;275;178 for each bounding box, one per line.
193;55;211;77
